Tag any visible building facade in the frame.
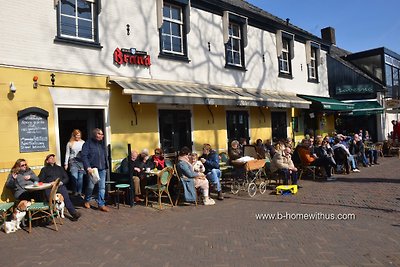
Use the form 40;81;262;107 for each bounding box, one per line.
0;0;331;201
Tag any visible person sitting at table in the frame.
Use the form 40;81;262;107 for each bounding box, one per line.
270;144;298;186
6;159;41;201
349;134;370;167
177;147;215;205
119;150;142;203
150;148;165;170
200;144;223;200
255;139;266;159
189;152;205;173
38;154;81;221
134;149;157;191
332;137;359;173
228;140;242;163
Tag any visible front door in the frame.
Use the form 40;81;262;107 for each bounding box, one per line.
271;111;287;141
159;110;192;153
226;111;249;145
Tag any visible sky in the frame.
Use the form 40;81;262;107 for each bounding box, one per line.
246;0;400;54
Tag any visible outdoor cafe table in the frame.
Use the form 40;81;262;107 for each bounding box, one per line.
25;183;53;201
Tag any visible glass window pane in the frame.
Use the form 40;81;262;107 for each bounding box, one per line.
172;37;182;52
77;0;92;19
60;16;76;36
163;35;171;51
386;65;393;86
163;5;170;18
78;19;92;39
233;52;240;65
162;22;171;34
227;51;233;64
171;7;181;21
232;25;239;37
393;68;399;86
232;39;240;51
171;23;180;36
61;0;75;16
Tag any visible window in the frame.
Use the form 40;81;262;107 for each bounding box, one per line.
277;31;294;78
279;39;291;74
56;0;100;46
307;44;319;82
224;12;247;70
226;22;242;67
159;1;189;62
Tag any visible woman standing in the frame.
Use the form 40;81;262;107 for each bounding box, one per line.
6;159;40;200
64;129;85;196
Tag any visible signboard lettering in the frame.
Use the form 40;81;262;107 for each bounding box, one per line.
336;84;374;95
114;47;151;67
18;113;49;152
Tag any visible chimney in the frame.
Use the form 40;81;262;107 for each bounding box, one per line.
321;27;336;45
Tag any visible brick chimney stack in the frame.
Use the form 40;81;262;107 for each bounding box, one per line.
321;27;336;46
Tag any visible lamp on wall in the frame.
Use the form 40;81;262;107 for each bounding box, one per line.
33;76;39;89
9;82;16;93
50;73;55;87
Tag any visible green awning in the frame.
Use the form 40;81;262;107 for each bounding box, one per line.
344;100;384;116
297;95;354;111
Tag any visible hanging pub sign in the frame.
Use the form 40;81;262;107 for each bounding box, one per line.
113;47;151;67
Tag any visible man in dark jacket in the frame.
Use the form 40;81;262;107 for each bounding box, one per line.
81;128;109;212
200;144;223;200
39;154;81;221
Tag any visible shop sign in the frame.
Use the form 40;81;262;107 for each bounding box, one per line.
336;84;374;95
114;47;151;67
385;99;400;109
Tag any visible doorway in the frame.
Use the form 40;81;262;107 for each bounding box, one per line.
58;108;105;166
226;111;249;145
271;111;287;141
159;110;192;153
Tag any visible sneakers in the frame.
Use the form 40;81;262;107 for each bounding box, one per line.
203;197;215;206
352;168;360;173
99;205;110;212
70;211;81;221
217;191;224;200
134;196;142;203
84;202;91;209
326;176;336;181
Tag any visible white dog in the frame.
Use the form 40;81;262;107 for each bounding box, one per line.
193;160;205;173
2;200;31;234
54;193;65;218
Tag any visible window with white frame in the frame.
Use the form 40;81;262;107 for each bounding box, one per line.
308;47;317;79
226;22;242;66
58;0;97;43
162;3;184;55
279;38;291;74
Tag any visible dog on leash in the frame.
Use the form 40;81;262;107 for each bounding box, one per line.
2;200;31;234
54;193;65;218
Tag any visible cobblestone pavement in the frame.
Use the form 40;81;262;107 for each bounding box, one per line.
1;157;399;267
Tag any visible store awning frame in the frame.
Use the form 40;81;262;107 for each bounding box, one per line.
110;77;311;109
342;99;384;116
297;94;354;111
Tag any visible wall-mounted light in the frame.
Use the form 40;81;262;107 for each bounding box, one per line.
33;76;39;89
9;82;16;93
126;24;130;35
50;73;55;87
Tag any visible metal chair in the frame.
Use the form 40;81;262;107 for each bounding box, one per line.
27;178;61;233
0;202;14;224
145;167;174;209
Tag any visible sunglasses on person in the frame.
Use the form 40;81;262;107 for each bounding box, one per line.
20;163;27;167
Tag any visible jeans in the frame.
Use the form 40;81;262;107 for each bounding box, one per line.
348;155;357;169
367;149;378;164
280;169;298;185
206;169;222;192
85;169;106;207
70;167;84;194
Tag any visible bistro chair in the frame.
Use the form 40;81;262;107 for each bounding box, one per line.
27;178;61;233
145;167;174;209
174;164;199;206
0;201;14;224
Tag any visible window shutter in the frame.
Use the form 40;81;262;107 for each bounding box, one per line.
223;11;229;44
243;17;248;48
289;36;294;60
316;46;321;66
305;41;312;65
156;0;164;29
276;30;282;57
184;0;191;33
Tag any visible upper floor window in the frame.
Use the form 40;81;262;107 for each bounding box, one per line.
226;22;242;66
158;0;190;62
306;41;320;83
277;31;294;78
279;39;291;74
57;0;99;45
162;4;183;55
223;12;248;70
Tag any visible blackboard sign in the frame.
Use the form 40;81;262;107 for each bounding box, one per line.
18;108;49;153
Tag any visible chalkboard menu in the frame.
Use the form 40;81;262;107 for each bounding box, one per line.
18;107;49;153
